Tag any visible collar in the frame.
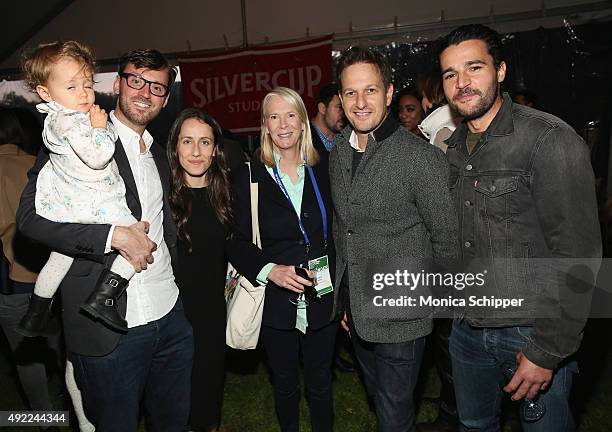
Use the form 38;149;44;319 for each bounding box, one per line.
36;100;86;117
110;110;154;154
346;112;399;152
446;92;515;149
418;105;461;141
270;151;306;181
313;124;335;151
272;151;306;173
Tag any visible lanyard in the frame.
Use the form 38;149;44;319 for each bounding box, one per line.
272;164;328;253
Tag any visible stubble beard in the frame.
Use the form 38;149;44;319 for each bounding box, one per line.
118;96;158;127
324;113;343;134
451;81;499;122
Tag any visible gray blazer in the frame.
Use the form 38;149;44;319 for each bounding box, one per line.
329;115;458;343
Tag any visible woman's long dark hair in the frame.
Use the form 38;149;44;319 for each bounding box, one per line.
167;108;232;252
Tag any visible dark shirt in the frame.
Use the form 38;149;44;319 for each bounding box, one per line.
466;130;483;155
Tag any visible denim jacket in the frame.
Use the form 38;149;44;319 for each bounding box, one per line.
446;93;601;369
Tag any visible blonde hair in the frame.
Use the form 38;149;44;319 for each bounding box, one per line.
22;40;95;90
259;87;320;167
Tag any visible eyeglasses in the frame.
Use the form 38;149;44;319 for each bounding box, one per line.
119;72;169;97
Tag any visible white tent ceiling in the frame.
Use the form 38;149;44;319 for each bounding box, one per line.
2;0;611;75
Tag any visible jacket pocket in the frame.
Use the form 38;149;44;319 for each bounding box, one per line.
474;176;518;222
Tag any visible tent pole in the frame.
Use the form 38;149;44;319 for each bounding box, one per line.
241;0;248;47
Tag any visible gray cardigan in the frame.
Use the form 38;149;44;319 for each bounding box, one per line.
329;115;458;343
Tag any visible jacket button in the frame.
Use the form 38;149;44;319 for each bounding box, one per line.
302;212;309;218
490;185;497;192
466;164;473;171
347;230;354;236
464;200;472;207
464;241;472;248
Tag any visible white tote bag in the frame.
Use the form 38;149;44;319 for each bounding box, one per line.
225;163;265;350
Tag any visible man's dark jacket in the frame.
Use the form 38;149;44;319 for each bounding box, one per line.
446;92;601;369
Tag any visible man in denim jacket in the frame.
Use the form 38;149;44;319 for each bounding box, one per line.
440;24;601;431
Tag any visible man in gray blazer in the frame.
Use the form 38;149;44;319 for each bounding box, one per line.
329;46;458;431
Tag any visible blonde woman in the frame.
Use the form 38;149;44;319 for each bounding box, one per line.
228;87;337;432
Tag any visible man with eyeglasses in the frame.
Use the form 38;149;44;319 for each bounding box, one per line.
17;49;193;431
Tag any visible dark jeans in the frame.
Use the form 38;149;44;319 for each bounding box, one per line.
450;319;577;432
71;297;194;432
346;310;425;432
431;318;457;422
261;323;338;432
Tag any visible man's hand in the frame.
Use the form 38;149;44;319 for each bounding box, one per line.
111;221;156;272
267;265;312;293
503;351;553;401
89;105;108;129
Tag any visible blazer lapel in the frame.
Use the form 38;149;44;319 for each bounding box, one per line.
150;142;177;247
253;163;293;211
336;133;354;191
113;137;141;219
302;167;319;233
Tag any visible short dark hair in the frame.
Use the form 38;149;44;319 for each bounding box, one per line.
395;86;421;104
336;46;393;90
317;83;339;107
440;24;503;69
118;48;177;87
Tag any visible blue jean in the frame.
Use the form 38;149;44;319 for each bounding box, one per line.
450;320;577;432
350;324;426;432
71;297;194;432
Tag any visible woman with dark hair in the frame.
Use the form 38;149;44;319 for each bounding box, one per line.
395;86;425;137
166;108;232;432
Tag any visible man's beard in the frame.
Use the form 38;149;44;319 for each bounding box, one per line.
118;96;159;126
450;81;498;121
325;117;343;134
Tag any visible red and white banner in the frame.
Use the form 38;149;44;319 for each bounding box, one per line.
179;35;333;134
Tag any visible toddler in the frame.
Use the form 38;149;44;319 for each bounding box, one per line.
18;41;138;335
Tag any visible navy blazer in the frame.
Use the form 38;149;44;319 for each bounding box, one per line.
16;137;177;356
227;159;335;330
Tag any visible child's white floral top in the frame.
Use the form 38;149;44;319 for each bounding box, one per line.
35;101;132;224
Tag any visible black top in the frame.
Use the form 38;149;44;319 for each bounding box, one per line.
175;187;228;429
176;187;229;324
